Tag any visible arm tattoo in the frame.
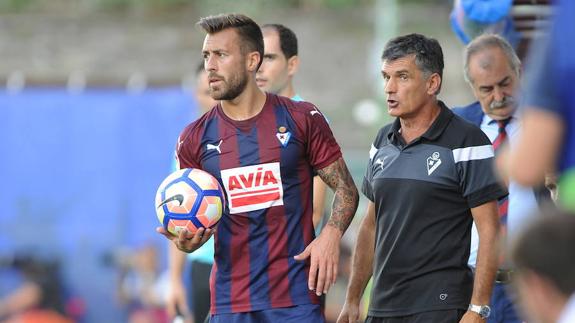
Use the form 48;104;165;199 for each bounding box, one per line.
317;157;359;234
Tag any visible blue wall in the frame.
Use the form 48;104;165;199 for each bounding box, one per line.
0;87;197;321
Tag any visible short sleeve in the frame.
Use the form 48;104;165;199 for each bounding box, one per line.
362;145;377;202
454;129;508;208
175;129;201;170
305;105;342;170
361;127;389;202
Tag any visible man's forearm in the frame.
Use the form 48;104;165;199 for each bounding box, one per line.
471;211;499;305
346;209;375;303
169;242;188;282
317;158;359;234
312;176;327;229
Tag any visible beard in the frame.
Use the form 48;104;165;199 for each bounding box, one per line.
209;69;248;101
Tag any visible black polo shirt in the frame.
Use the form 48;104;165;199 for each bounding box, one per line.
362;101;507;317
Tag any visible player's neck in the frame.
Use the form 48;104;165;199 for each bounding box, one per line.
278;82;296;99
220;82;267;121
399;100;441;144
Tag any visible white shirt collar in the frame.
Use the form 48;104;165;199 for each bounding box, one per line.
558;294;575;323
480;108;519;128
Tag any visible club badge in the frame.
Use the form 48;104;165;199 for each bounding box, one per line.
276;126;291;147
427;152;442;175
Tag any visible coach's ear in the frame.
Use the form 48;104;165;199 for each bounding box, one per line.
426;72;441;95
246;51;261;73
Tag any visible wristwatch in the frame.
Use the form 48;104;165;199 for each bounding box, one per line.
468;304;491;319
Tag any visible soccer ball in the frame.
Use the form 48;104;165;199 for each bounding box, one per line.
155;168;225;235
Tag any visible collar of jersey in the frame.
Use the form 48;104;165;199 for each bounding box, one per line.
387;100;453;144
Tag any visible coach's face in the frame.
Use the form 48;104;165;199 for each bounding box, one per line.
203;28;249;101
382;54;439;119
468;46;519;121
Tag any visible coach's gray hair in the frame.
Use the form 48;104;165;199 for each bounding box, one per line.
463;34;521;84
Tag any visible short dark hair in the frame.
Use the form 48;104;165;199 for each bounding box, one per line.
381;33;444;93
197;13;264;70
262;24;298;59
512;208;575;297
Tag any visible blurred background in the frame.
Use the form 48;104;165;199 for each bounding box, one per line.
0;0;551;322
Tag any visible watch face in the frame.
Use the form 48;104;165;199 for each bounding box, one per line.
480;306;491;318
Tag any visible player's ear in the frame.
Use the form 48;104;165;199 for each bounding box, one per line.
287;55;299;77
246;51;261;73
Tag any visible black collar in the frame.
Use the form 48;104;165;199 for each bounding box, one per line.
386;100;453;144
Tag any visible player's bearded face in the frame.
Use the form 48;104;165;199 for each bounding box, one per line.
208;62;248;101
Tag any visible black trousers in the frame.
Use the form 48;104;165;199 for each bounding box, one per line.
189;261;212;323
366;309;466;323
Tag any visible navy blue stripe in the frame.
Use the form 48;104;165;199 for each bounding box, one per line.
237;125;272;308
200;115;231;312
274;104;309;303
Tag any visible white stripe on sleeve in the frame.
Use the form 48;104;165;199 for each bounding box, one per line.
369;144;378;160
452;145;494;163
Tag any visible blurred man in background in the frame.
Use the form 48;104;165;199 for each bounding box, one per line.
257;23;328;235
194;63;219;115
166;63;218;323
257;24;300;100
511;209;575;323
0;256;76;323
453;33;551;323
117;244;169;323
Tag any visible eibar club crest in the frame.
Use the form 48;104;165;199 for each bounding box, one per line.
276;126;291;147
426;152;442;175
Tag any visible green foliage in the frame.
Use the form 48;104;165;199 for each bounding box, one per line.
0;0;37;12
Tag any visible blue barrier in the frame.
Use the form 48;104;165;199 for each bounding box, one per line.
0;87;198;322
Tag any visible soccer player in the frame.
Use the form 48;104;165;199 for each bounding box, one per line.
338;33;506;323
256;23;328;232
158;13;358;323
165;63;218;323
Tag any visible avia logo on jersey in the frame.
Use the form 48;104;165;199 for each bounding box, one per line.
220;162;284;214
426;152;442;175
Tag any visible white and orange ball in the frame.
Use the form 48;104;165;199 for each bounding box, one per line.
155;168;225;235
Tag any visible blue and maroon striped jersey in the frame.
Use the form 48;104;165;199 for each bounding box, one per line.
175;93;342;314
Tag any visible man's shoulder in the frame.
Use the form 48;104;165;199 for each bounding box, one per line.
271;94;330;125
371;123;393;148
179;108;217;141
273;93;317;112
444;112;491;148
451;101;484;125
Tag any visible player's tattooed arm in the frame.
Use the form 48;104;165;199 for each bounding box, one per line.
317;157;359;234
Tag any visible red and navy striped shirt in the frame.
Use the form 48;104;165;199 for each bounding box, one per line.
175;93;342;314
